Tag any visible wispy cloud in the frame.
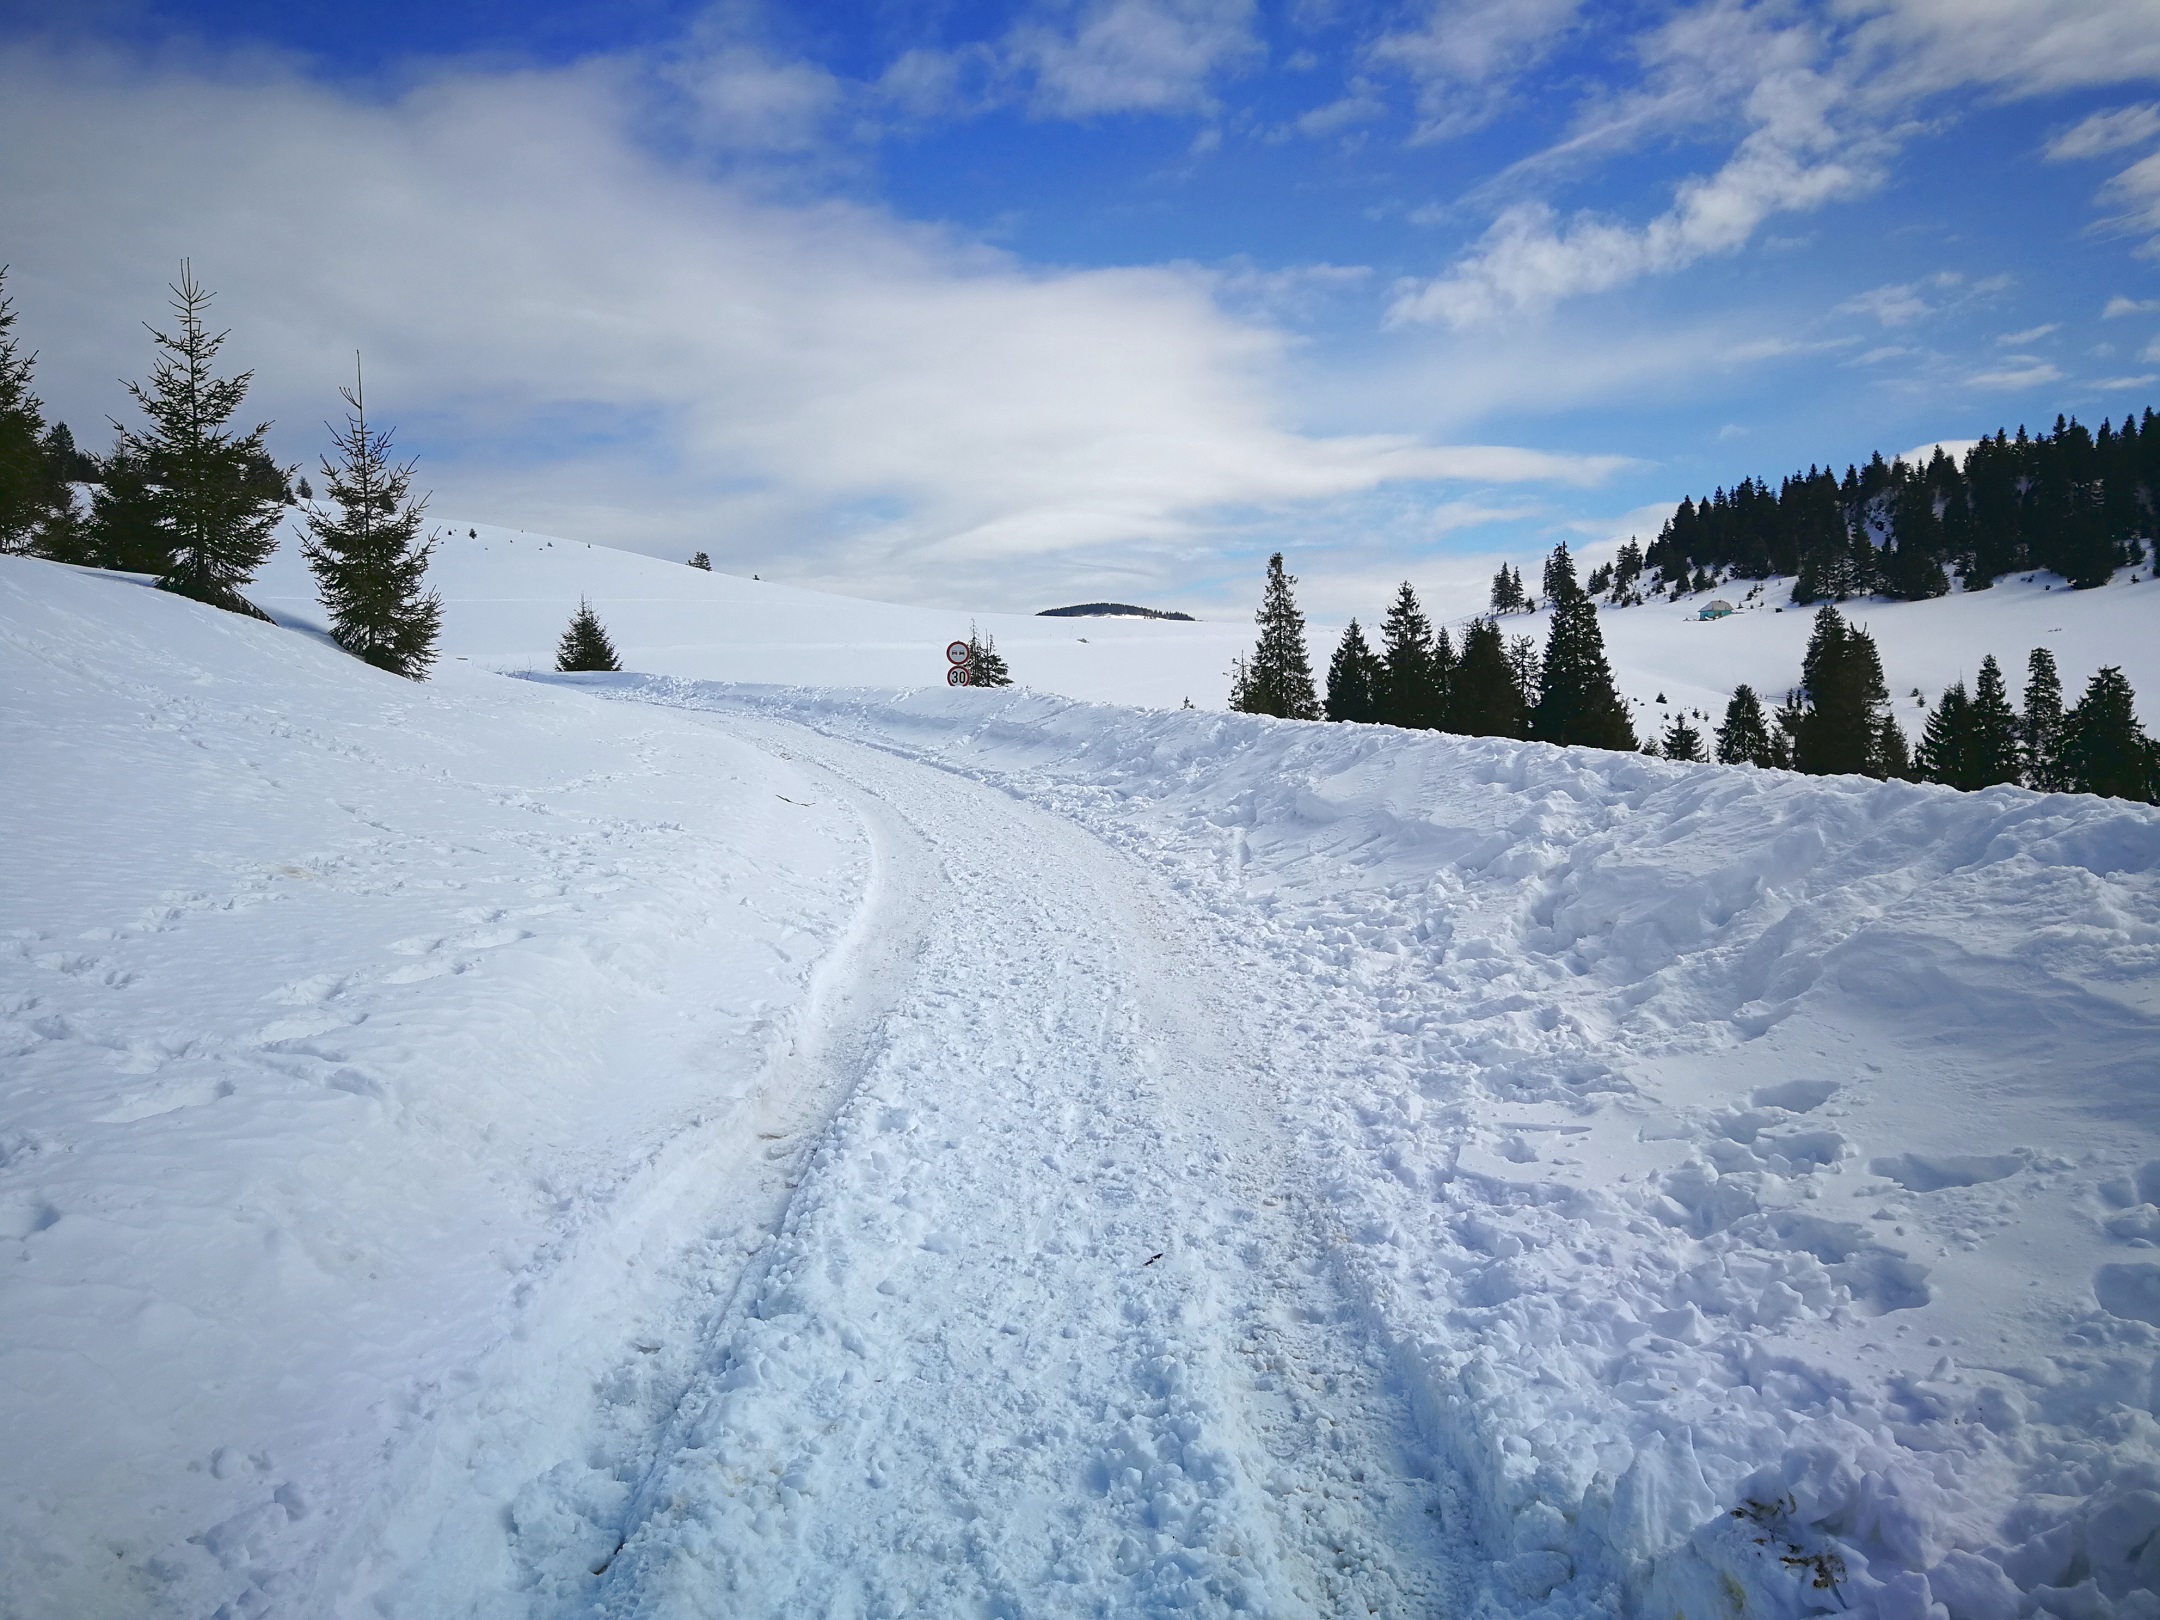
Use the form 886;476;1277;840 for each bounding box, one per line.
2045;102;2160;160
1009;0;1261;117
1368;0;1584;141
1998;322;2062;345
1966;360;2064;390
1392;0;2160;328
2103;294;2160;317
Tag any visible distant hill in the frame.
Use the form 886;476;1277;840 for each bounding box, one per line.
1038;602;1195;621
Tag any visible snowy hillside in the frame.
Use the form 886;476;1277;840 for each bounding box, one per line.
5;549;2159;1620
250;517;2160;726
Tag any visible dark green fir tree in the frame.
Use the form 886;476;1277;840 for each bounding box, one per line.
1715;684;1779;766
1917;679;1975;788
1789;606;1892;776
960;624;1012;687
1967;655;2022;788
1532;544;1636;750
106;262;287;615
1660;711;1707;762
1377;581;1441;729
1230;553;1317;719
2060;666;2157;802
556;598;622;672
1451;617;1528;739
2022;647;2069;791
300;361;442;679
0;267;77;558
1872;710;1914;780
688;551;711;570
1324;618;1383;722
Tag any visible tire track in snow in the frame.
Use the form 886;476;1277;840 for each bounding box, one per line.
559;719;1466;1617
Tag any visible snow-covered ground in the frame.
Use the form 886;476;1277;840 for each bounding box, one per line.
5;545;2159;1619
248;516;2160;726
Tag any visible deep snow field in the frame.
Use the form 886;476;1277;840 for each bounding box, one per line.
3;535;2159;1620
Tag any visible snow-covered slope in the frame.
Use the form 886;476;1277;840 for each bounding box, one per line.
250;517;2160;725
0;559;871;1614
6;548;2159;1620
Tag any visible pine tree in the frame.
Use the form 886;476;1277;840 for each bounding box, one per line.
556;598;622;672
1451;617;1528;739
960;624;1012;687
1872;712;1914;780
2059;666;2157;802
1715;684;1778;766
1968;655;2022;787
1324;618;1383;722
1377;581;1441;729
1790;606;1891;776
2022;647;2068;790
1916;680;1975;788
1489;563;1529;614
106;263;287;614
1660;711;1707;762
300;361;441;680
688;551;711;570
0;268;52;554
1532;544;1635;750
1230;553;1317;719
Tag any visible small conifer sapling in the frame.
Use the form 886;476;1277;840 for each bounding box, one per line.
557;598;622;672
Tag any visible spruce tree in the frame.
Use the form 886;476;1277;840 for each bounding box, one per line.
1230;553;1317;719
1790;606;1891;776
1916;680;1975;788
1532;544;1635;750
2059;667;2157;802
1715;684;1777;766
300;362;442;679
1872;712;1914;780
1377;581;1441;729
1660;711;1707;762
1324;618;1383;722
0;268;75;558
1968;655;2021;787
2022;647;2068;790
556;598;622;672
688;551;711;570
108;263;287;614
1451;617;1528;739
960;625;1012;687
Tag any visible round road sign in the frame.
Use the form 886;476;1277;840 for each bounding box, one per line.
945;640;971;665
946;665;967;686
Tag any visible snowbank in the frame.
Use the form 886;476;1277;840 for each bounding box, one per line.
0;559;869;1616
622;676;2160;1620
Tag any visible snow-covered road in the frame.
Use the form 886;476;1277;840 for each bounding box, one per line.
445;716;1464;1617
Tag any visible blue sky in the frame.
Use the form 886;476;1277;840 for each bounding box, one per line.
4;1;2160;614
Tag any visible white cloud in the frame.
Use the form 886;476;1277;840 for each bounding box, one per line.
1292;79;1388;137
1838;274;1963;326
2045;102;2160;160
2102;148;2160;234
1369;0;1583;140
1396;0;2160;327
1009;0;1261;117
1900;438;1979;465
1838;0;2160;100
1966;360;2065;389
2145;335;2160;361
670;40;845;152
0;44;1617;608
2103;295;2160;316
2094;372;2160;388
1998;322;2062;344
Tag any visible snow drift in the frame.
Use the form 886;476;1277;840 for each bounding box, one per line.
620;675;2160;1620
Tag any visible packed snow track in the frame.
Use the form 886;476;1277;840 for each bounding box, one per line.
487;717;1465;1617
